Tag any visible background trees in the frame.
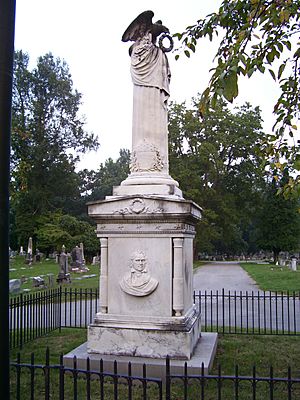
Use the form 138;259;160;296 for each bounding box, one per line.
168;96;298;257
85;149;130;202
174;0;300;197
11;51;99;251
256;174;300;263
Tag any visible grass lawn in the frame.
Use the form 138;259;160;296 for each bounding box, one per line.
9;256;99;295
193;260;209;269
10;329;300;399
241;262;300;292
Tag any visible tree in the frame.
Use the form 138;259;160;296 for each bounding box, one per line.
34;212;99;259
86;149;130;201
174;0;300;196
168;97;266;256
256;174;300;263
11;51;99;248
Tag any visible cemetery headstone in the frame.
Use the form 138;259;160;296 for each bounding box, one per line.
80;242;85;264
32;276;45;288
9;279;21;294
25;237;33;265
279;258;286;267
70;245;88;272
92;256;99;265
47;273;55;287
35;248;41;262
57;245;71;284
291;257;297;271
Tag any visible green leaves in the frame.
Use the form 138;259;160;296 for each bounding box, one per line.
268;69;276;81
11;50;101;249
222;70;238;102
184;49;190;58
168;96;266;255
173;0;300;196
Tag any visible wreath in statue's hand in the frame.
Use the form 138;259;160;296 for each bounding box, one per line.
158;33;174;53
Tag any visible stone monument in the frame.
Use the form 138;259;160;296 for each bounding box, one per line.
19;245;25;256
80;242;86;265
25;237;33;265
57;245;71;284
70;244;89;272
65;10;217;377
291;256;297;271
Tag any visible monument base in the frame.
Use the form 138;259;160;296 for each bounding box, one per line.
112;183;183;198
63;333;218;380
114;172;183;198
88;307;201;360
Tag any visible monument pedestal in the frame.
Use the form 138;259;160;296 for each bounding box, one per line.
64;332;218;380
88;305;200;359
86;194;202;360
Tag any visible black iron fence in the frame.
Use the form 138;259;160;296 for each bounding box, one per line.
195;290;300;335
9;288;99;350
9;288;300;350
10;348;300;400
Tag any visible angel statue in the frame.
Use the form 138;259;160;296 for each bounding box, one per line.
121;11;175;179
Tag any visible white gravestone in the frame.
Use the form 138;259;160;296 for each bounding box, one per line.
291;258;297;271
25;237;33;265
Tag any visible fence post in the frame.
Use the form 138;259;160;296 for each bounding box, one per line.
183;362;188;400
165;356;171;400
201;362;205;400
59;286;62;332
59;353;65;400
287;366;292;400
20;293;23;350
128;362;132;400
30;352;35;400
142;364;147;400
217;364;222;399
73;356;78;400
45;347;50;400
113;360;118;400
86;357;91;400
16;352;21;400
252;364;256;398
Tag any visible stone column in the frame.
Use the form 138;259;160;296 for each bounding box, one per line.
99;238;108;313
173;238;184;317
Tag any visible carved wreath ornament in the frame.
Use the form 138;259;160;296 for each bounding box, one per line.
130;142;164;173
114;198;164;215
158;33;174;53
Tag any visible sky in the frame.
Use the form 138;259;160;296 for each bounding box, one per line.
14;0;281;171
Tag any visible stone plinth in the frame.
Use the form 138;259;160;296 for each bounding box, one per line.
87;195;202;360
64;332;218;380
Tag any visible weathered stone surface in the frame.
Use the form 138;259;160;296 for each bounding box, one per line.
87;195;201;359
9;279;21;294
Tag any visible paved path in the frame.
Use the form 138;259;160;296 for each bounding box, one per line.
192;262;300;332
193;261;260;293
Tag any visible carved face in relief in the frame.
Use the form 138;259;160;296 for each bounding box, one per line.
131;251;147;272
120;250;158;296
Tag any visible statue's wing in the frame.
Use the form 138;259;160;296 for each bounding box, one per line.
122;10;154;42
